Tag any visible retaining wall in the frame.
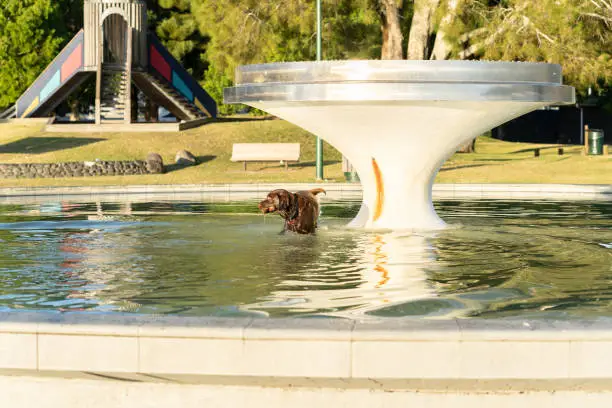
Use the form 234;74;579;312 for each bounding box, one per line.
0;160;158;179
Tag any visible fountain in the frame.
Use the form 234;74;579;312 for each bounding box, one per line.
224;60;575;229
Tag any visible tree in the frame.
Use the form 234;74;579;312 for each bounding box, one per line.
406;0;440;59
192;0;317;80
149;0;208;79
449;0;612;93
188;0;610;113
192;0;380;113
372;0;404;59
430;0;462;60
0;0;67;109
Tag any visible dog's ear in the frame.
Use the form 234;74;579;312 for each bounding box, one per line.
277;190;293;212
309;188;326;196
267;192;280;207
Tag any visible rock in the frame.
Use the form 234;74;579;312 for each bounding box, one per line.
146;153;164;174
175;150;197;166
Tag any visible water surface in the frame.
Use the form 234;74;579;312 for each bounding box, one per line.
0;198;609;320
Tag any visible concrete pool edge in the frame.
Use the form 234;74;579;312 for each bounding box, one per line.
0;182;610;201
3;313;612;406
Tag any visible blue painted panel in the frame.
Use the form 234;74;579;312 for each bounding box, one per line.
40;71;61;102
172;71;194;102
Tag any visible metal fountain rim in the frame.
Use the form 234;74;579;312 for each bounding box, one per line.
226;60;576;105
234;60;566;86
224;82;576;104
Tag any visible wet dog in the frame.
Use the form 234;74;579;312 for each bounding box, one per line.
258;188;326;234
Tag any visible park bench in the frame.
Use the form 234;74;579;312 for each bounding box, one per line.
231;143;300;171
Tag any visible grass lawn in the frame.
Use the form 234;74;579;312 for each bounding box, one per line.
0;118;609;187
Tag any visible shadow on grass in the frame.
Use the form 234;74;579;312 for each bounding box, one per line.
165;155;217;173
509;146;560;154
258;160;341;170
472;158;516;162
0;137;104;154
439;163;489;172
214;116;277;124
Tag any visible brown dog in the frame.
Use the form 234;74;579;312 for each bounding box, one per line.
258;188;326;234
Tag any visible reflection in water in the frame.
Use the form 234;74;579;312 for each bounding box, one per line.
241;231;438;318
0;198;609;319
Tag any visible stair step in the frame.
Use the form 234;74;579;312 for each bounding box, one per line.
99;69;130;120
142;73;204;119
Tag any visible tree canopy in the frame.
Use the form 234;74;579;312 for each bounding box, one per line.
0;0;610;111
0;0;69;109
149;0;208;79
449;0;611;93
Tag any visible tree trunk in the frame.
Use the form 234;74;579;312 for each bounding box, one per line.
376;0;404;60
430;0;461;60
407;0;441;60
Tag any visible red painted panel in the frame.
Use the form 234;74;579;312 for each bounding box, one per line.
61;43;83;82
151;45;172;81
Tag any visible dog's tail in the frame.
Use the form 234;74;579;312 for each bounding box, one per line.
309;188;326;196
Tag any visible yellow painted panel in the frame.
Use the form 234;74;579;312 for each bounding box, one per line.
22;97;40;118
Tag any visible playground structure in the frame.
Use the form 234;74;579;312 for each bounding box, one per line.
0;0;216;127
225;60;576;230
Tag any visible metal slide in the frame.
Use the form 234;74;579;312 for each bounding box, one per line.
15;30;90;119
133;34;217;121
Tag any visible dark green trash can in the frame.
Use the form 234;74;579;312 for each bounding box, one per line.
342;156;360;183
588;129;604;155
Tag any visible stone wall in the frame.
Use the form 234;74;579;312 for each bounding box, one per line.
0;160;159;179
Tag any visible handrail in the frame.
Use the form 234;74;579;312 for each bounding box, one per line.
0;105;16;119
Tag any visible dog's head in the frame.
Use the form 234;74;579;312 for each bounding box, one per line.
258;189;294;215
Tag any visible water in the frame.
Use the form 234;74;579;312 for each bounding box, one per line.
0;198;609;320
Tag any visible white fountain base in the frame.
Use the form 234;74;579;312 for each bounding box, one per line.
252;101;544;230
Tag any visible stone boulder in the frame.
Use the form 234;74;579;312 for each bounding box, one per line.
175;149;197;166
146;153;165;174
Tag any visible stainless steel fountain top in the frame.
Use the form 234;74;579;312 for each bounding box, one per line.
225;60;575;104
233;60;565;84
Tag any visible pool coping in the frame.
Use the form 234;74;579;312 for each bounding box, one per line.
0;183;610;200
3;312;612;381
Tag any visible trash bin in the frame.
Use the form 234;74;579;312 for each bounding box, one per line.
588;129;604;155
342;156;360;183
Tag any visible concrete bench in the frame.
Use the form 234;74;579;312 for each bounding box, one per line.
231;143;300;171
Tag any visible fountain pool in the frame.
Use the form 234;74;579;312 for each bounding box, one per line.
0;195;609;320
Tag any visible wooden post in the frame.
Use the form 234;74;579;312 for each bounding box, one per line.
584;124;589;155
95;25;103;125
125;27;133;124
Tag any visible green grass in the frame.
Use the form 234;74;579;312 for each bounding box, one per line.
0;119;609;187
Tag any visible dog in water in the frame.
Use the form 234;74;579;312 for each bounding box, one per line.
258;188;326;234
